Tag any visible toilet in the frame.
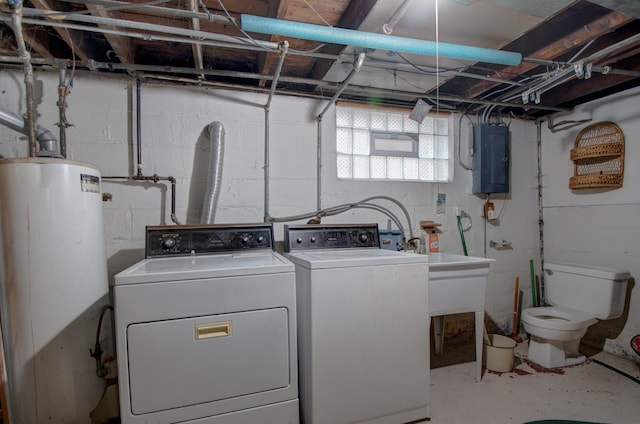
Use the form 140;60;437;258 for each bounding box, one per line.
521;262;629;368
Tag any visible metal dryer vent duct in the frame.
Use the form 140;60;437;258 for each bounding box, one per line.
200;121;225;224
0;108;61;157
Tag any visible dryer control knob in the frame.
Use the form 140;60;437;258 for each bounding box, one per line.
161;237;176;249
358;234;369;243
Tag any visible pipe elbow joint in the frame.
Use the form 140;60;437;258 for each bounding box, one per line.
353;52;366;72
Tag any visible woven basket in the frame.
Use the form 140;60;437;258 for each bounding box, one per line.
569;122;624;189
569;174;623;189
570;143;623;161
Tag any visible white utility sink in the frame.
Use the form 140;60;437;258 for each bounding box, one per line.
428;253;495;382
428;253;495;316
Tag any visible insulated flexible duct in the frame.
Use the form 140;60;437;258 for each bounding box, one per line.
200;121;225;224
0;108;61;157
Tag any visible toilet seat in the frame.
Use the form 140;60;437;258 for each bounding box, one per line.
521;306;597;331
522;306;597;368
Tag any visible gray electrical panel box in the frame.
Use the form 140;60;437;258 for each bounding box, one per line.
472;124;510;194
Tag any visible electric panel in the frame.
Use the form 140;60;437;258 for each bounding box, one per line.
472;124;510;194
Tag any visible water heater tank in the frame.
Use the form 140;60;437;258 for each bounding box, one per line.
0;158;109;423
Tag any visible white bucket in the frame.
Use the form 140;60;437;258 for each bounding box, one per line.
483;334;517;372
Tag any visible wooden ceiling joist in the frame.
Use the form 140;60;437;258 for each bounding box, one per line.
29;0;94;61
85;2;135;64
456;11;636;101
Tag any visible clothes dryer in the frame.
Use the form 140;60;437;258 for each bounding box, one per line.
113;224;298;424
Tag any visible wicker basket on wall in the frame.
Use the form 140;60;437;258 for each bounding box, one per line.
569;121;624;189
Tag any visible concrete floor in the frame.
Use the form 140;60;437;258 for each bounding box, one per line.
429;339;640;423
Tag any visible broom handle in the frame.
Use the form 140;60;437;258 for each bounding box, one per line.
530;259;537;307
456;214;468;256
511;277;519;336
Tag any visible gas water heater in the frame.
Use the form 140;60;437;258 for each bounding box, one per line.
0;158;109;423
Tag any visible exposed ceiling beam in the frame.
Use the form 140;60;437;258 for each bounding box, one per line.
589;0;640;19
523;58;640;119
29;0;94;61
1;0;638;119
308;0;379;81
437;1;626;97
257;0;352;88
19;24;56;59
455;10;636;100
187;0;204;78
84;3;135;63
527;22;640;113
258;0;288;88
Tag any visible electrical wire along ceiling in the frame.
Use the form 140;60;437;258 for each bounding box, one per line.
1;0;640;118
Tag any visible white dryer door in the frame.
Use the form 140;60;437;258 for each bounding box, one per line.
126;308;290;415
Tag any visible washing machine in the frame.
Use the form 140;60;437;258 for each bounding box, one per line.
113;224;299;424
284;224;430;424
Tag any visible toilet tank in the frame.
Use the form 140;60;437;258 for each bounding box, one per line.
545;262;629;319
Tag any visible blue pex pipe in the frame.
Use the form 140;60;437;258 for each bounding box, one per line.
240;14;522;66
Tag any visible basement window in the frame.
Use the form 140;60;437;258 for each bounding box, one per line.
336;105;453;182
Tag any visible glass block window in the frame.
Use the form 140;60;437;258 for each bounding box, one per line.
336;106;453;182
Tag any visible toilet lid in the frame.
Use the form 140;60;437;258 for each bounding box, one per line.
522;306;597;331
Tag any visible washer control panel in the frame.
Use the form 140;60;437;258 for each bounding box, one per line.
146;224;274;257
284;224;380;251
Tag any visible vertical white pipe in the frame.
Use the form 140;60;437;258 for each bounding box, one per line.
382;0;417;34
263;41;288;222
9;3;37;157
188;0;204;79
264;106;271;222
316;53;366;211
317;117;322;211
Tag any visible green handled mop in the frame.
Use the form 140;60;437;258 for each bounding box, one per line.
530;259;537;307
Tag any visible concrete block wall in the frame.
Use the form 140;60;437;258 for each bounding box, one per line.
1;69;541;332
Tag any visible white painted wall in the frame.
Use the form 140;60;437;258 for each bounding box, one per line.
1;69;546;315
1;68;546;420
0;70;541;321
541;86;640;360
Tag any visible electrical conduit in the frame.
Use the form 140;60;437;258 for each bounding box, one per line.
263;41;288;222
316;52;366;210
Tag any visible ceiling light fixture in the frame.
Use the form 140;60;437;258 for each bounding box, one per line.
239;14;522;67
